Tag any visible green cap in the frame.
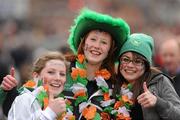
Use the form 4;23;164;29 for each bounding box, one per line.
68;8;130;59
119;33;154;65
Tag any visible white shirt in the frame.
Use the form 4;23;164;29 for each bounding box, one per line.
8;88;57;120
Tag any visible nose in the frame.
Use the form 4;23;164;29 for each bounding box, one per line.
93;40;101;49
54;73;61;81
126;61;135;67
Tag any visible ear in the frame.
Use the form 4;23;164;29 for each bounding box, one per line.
32;72;39;79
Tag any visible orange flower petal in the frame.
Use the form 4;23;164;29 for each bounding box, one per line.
68;115;75;120
122;95;134;105
43;85;49;92
71;68;79;80
43;97;49;110
82;107;88;117
122;95;129;103
103;93;110;101
71;68;87;80
23;80;36;88
116;114;132;120
114;101;123;110
77;54;85;64
101;112;110;120
95;69;111;80
82;106;97;120
74;90;86;98
79;69;87;78
58;112;75;120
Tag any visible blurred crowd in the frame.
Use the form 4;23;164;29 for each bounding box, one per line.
0;0;180;119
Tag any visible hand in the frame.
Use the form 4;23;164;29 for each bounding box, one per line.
48;93;66;115
137;82;157;108
1;67;18;91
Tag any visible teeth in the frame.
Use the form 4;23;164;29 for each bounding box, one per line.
125;70;135;74
91;51;101;55
50;83;61;88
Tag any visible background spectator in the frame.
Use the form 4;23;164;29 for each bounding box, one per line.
159;39;180;78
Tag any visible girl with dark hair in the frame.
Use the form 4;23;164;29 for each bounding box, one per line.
116;33;180;120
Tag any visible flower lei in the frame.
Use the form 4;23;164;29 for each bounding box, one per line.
99;83;134;120
20;80;75;120
113;83;133;120
70;54;134;120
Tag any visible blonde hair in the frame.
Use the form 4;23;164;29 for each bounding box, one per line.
33;51;67;74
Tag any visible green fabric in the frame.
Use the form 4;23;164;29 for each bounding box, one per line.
0;87;7;105
64;71;74;91
68;8;130;60
119;33;154;65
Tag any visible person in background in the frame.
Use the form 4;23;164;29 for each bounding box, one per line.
115;33;180;120
159;39;180;78
0;31;14;119
159;39;180;96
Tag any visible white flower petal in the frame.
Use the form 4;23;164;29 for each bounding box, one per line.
118;106;130;117
79;102;89;113
95;76;108;88
70;83;87;94
100;99;115;107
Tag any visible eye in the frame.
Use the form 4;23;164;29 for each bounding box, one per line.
134;59;144;65
48;71;55;74
59;72;66;76
90;38;96;41
101;40;107;45
121;57;130;63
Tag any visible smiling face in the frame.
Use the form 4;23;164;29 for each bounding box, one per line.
83;30;112;65
119;52;145;84
37;59;66;97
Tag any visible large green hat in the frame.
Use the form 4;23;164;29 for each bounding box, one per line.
119;33;154;65
68;8;130;59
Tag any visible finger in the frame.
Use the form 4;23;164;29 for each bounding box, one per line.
10;67;15;77
137;93;146;100
137;97;147;105
6;75;18;85
3;77;16;86
137;92;150;104
2;81;12;90
143;82;148;92
140;101;150;108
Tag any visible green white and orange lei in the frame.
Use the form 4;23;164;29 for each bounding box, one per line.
70;54;134;120
20;78;75;120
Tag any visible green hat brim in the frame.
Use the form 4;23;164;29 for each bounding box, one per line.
68;8;130;59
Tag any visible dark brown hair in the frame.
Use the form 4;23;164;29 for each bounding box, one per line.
115;52;161;99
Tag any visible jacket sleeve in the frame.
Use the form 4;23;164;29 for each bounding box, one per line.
8;92;57;120
0;87;7;104
155;75;180;120
3;87;19;116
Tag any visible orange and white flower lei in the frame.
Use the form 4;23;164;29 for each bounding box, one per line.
70;54;134;120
